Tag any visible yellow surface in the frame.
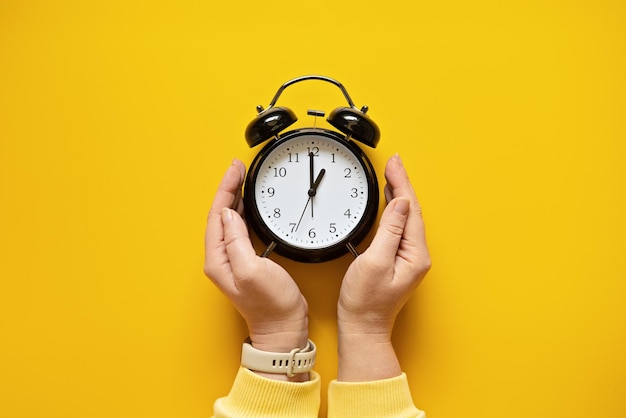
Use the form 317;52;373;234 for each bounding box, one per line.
1;1;625;417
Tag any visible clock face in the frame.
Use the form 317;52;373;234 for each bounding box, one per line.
244;129;379;262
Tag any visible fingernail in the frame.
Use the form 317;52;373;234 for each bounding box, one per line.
394;197;410;215
221;207;232;223
231;158;246;181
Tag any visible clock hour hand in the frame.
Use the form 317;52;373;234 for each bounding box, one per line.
309;168;325;218
309;168;325;197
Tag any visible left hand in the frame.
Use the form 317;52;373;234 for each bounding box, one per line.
338;154;431;336
336;154;431;381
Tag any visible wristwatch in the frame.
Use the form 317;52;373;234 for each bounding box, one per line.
241;338;316;377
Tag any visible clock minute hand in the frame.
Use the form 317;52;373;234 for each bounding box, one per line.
309;151;314;189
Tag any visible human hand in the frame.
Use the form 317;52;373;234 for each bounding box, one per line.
337;154;431;381
203;159;309;380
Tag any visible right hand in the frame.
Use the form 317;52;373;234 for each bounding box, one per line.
203;159;309;358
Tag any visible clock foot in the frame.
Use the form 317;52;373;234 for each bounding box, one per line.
346;242;360;258
260;241;277;258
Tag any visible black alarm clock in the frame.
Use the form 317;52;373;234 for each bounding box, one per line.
243;75;380;263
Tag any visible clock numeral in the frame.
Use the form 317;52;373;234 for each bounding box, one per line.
274;167;287;177
344;168;352;178
267;187;275;197
331;153;336;163
308;228;316;238
329;223;337;233
289;223;297;233
307;146;320;156
350;188;358;198
344;209;351;218
288;153;299;163
273;208;281;218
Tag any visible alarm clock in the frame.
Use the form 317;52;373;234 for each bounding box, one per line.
243;75;380;263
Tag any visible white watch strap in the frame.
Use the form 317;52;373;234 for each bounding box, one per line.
241;339;316;377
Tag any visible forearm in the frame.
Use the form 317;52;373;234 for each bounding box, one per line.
337;327;401;382
334;326;425;418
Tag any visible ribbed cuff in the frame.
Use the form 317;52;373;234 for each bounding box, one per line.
327;373;425;418
213;367;321;418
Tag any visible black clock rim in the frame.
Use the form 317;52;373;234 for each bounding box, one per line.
243;128;379;263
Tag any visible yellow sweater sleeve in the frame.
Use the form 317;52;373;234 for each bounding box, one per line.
212;367;321;418
327;373;426;418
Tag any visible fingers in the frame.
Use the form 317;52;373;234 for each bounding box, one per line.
205;159;246;248
210;159;246;216
383;154;428;252
384;154;417;205
221;207;258;284
365;197;410;264
204;159;247;284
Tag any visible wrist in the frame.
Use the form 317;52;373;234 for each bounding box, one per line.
249;329;309;353
245;315;310;381
337;323;393;358
248;313;309;352
337;314;394;341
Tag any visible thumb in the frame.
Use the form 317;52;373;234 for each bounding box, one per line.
221;208;257;279
367;197;410;261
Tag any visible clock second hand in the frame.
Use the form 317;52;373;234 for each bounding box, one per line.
295;168;325;232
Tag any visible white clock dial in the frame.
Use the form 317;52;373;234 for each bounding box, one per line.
254;133;369;250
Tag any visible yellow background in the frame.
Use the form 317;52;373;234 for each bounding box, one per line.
1;1;625;417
